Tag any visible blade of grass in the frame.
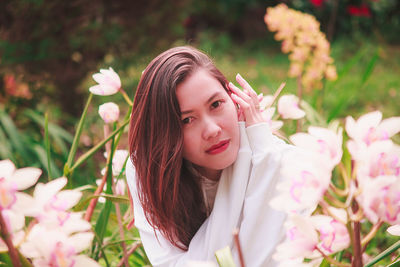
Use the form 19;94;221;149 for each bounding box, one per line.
0;126;14;161
32;144;61;178
64;93;93;176
0;110;27;157
44;112;52;180
360;47;379;86
24;109;73;156
364;239;400;267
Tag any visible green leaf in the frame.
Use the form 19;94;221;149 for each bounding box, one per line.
365;239;400;267
215;246;236;267
74;193;129;211
388;258;400;267
64;93;93;176
360;48;379;86
32;144;61;178
24;109;72;156
0;110;28;157
44;112;52;180
0;126;14;161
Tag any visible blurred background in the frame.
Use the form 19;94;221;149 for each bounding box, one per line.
0;0;399;185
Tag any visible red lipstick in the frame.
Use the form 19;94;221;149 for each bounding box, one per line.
206;140;230;155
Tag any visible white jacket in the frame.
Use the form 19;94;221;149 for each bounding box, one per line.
126;122;293;266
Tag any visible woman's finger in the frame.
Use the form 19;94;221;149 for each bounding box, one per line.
236;74;259;108
229;82;251;102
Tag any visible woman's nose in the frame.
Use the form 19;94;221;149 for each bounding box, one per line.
202;117;221;140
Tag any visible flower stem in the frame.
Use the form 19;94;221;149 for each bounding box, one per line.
233;228;246;267
113;186;129;267
267;82;286;109
324;191;347;209
351;200;363;267
69;118;129;174
362;220;384;251
0;210;21;267
84;165;110;222
116;242;141;267
315;246;351;267
120;88;133;106
296;75;303;132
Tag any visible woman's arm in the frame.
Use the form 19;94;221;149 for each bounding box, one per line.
233;122;289;266
126;122;253;267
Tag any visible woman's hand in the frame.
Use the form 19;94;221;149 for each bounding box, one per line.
229;74;265;127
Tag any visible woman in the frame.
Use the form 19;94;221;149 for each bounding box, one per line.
126;46;291;266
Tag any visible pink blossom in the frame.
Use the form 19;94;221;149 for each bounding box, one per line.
0;160;41;210
290;126;343;171
277;94;306;119
346;111;400;159
23;177;84;228
89;67;121;96
387;225;400;236
270;151;331;214
101;149;129;176
312;215;350;254
20;224;99;267
354;140;400;187
98;102;120;123
274;215;349;263
0;209;25;252
273;215;319;261
357;176;400;224
261;107;284;132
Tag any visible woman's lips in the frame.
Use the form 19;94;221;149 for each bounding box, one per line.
206;140;230;155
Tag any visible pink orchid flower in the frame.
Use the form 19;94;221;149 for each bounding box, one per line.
354;140;400;187
346;111;400;159
20;224;99;267
0;159;41;249
261;107;284;131
290;126;343;171
277;94;306;119
387;225;400;236
101;149;129;177
357;176;400;224
273;215;319;261
0;159;41;210
98;102;120;123
0;209;25;252
311;215;350;255
270;151;331;214
24;177;83;227
89;67;121;96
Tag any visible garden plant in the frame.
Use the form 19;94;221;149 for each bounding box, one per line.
0;4;399;267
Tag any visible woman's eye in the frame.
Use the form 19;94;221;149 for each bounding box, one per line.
182;117;193;124
211;100;223;109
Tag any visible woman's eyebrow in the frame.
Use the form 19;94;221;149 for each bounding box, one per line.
181;92;222;115
205;92;222;105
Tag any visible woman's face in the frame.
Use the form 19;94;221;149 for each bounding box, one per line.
176;69;240;180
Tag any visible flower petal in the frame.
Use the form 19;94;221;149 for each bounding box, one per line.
0;159;15;180
12;167;41;190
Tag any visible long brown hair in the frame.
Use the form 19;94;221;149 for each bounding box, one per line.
128;46;229;250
